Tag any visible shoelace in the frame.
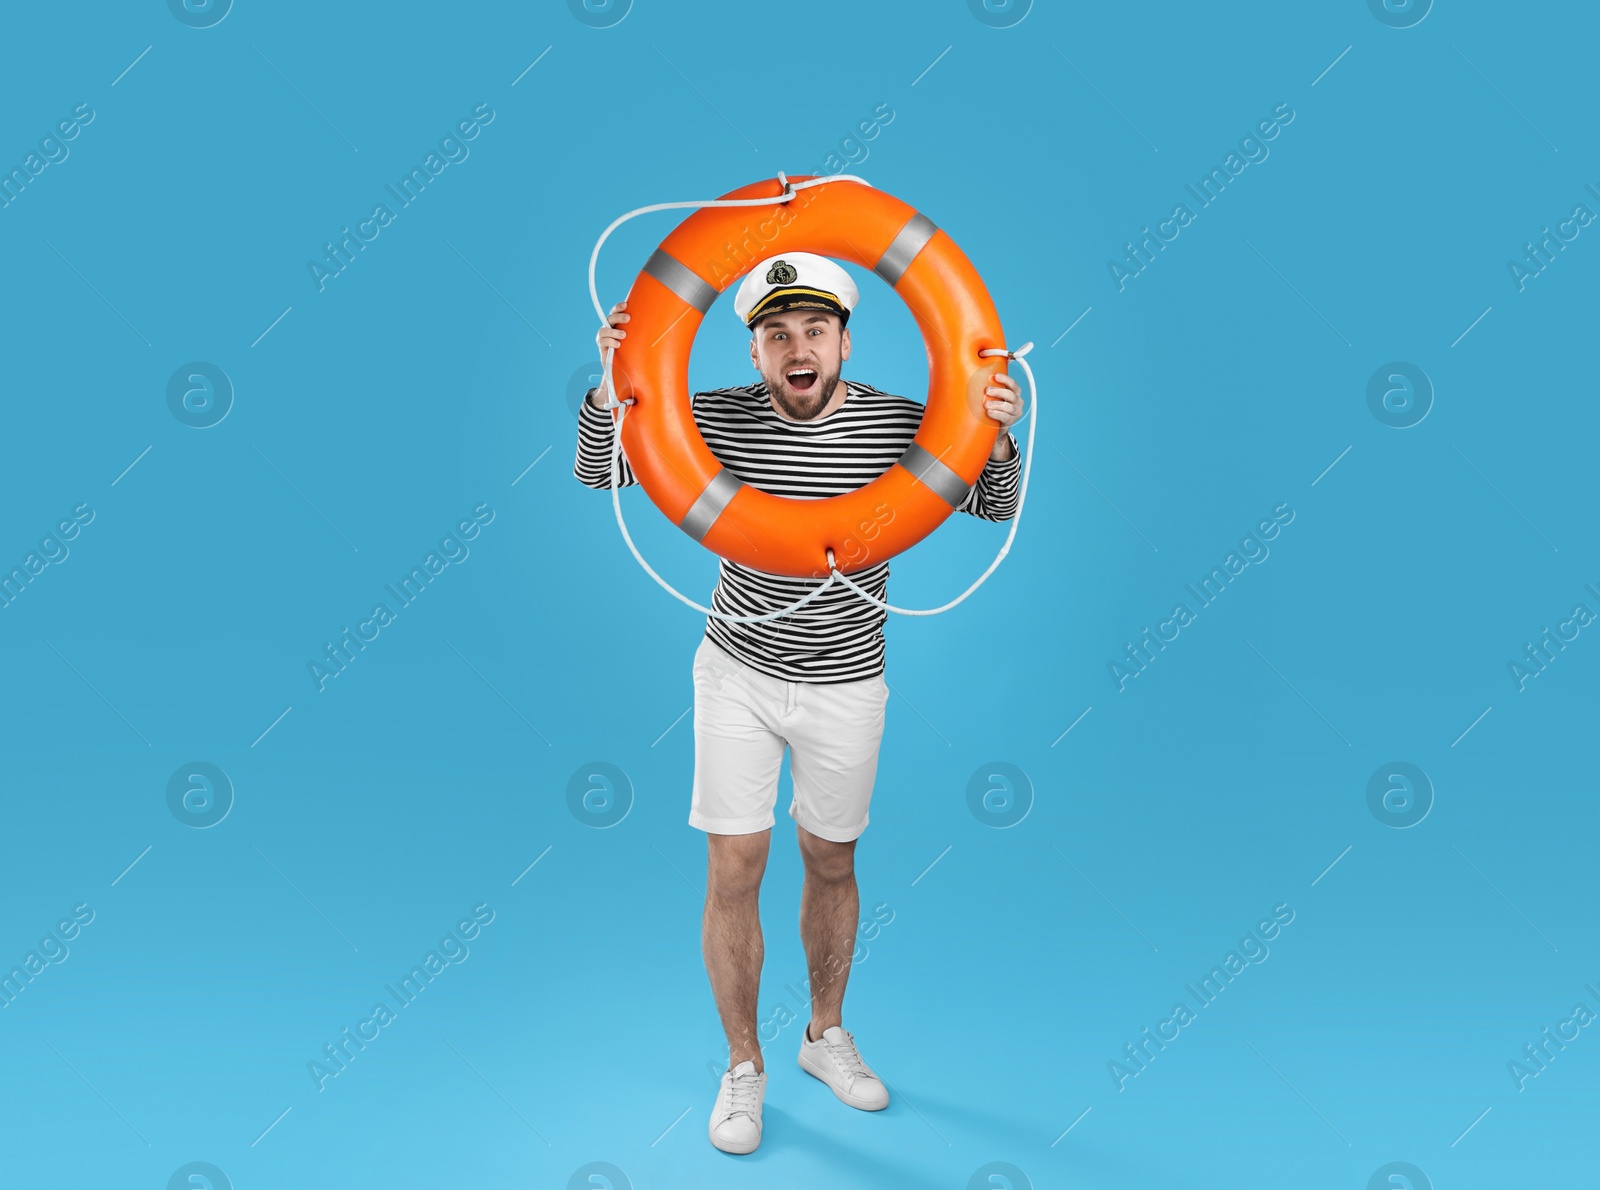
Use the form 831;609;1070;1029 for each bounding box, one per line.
822;1032;870;1081
724;1070;762;1119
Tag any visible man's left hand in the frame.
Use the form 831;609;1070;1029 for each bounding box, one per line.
984;371;1024;461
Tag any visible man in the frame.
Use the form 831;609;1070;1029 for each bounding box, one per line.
573;252;1024;1154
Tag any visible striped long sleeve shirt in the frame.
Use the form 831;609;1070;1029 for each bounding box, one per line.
573;379;1021;684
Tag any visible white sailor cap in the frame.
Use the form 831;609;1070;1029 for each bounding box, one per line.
732;252;859;329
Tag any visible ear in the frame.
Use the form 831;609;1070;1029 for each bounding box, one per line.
749;334;759;370
839;326;851;363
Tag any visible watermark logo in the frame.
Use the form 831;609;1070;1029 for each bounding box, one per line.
1110;502;1295;690
1109;104;1295;291
568;0;632;28
570;358;639;419
167;762;234;829
308;503;496;691
1366;362;1432;429
703;903;895;1078
1110;903;1294;1091
967;0;1032;29
1507;586;1597;691
966;761;1033;828
0;502;94;612
167;362;234;429
1508;985;1600;1091
168;0;233;29
568;360;604;418
308;104;495;293
0;903;95;1010
1508;193;1596;291
967;1162;1032;1189
568;762;633;828
0;103;94;212
168;1162;232;1190
1366;762;1432;829
1368;1161;1431;1190
567;1162;631;1190
1367;0;1432;29
309;904;495;1091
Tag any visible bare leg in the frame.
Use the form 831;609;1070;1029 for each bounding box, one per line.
703;829;772;1073
797;825;859;1040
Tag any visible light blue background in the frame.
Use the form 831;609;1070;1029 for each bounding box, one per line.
1;1;1595;1186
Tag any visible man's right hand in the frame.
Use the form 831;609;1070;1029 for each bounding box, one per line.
588;300;630;408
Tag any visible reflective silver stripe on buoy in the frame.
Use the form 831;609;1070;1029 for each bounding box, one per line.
873;213;938;286
643;248;717;314
897;442;969;509
678;469;744;541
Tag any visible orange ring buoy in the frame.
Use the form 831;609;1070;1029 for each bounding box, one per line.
611;175;1008;579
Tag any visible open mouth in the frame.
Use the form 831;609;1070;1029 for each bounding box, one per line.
785;367;818;393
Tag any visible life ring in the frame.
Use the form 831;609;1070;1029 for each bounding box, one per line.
609;175;1008;579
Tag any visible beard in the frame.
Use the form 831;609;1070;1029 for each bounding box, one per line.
764;360;843;421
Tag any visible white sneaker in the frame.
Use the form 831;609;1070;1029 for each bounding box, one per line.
797;1024;889;1111
708;1060;766;1154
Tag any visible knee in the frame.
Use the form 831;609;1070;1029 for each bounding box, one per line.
709;861;764;900
800;837;856;885
708;835;768;898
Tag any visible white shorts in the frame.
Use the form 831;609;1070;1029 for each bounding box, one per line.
689;635;889;842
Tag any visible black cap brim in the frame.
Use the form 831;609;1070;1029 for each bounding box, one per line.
745;288;850;329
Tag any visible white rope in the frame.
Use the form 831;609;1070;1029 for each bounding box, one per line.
587;172;872;325
587;173;1036;623
826;343;1037;616
603;396;842;623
